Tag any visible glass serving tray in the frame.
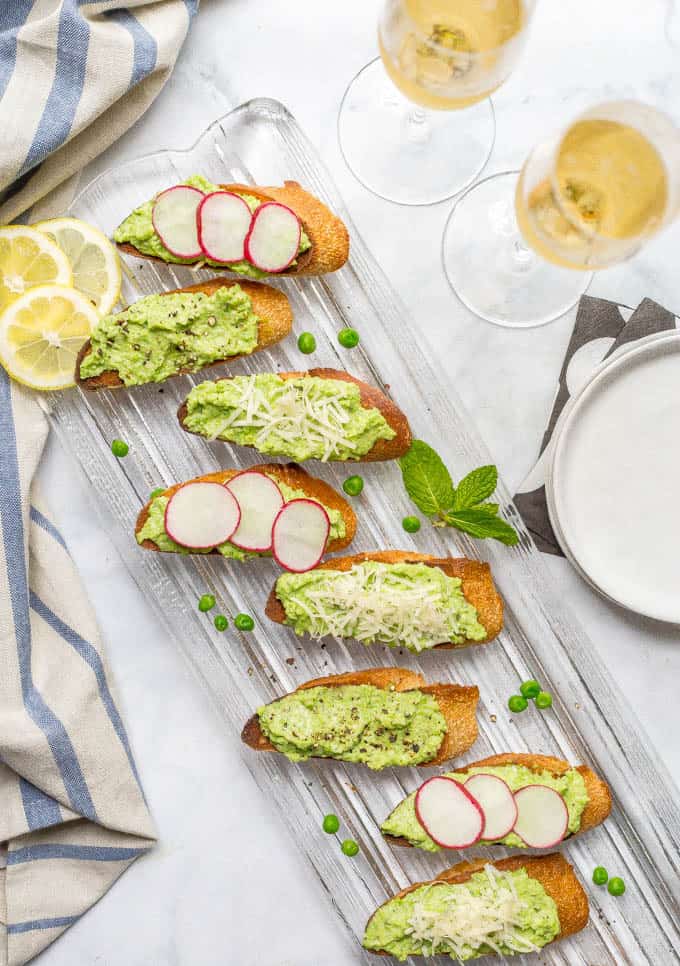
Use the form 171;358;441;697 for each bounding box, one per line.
46;99;679;965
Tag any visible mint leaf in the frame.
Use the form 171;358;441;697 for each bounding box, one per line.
468;502;499;517
444;508;520;546
453;465;498;510
399;440;456;517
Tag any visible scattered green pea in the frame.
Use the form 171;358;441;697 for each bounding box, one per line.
234;613;255;632
297;331;316;354
520;679;541;699
342;475;364;497
341;838;359;857
149;487;166;500
322;814;340;834
535;691;553;709
338;328;360;349
198;594;215;613
402;515;421;533
608;877;626;897
214;614;228;632
592;866;609;886
508;694;528;713
111;439;129;458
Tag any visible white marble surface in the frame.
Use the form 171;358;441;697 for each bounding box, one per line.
35;1;680;963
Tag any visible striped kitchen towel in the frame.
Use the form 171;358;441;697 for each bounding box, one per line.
0;0;198;224
0;368;157;966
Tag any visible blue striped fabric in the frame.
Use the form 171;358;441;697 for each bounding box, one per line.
8;844;148;865
105;8;158;90
19;778;63;832
29;505;68;552
8;918;78;937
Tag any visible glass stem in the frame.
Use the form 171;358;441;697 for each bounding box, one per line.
405;107;431;144
511;236;535;273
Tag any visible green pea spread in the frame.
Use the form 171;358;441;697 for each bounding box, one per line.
79;285;258;386
363;866;560;961
113;174;311;279
136;475;345;560
183;373;397;461
274;561;486;652
256;684;446;769
381;763;589;851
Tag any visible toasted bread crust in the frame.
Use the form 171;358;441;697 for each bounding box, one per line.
75;276;293;390
134;462;356;557
177;368;412;462
265;550;503;648
366;853;589;955
240;667;479;767
116;180;349;276
383;751;612;848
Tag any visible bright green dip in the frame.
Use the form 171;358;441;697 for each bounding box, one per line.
183;373;397;461
79;285;258;386
275;561;486;652
381;763;589;851
136;475;345;560
363;866;560;961
257;684;446;769
113;174;311;279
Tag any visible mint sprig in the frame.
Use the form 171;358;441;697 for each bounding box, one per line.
398;440;520;546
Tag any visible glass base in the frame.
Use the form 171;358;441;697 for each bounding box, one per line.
442;171;593;327
338;58;495;206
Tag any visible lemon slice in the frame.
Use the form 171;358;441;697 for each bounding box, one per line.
34;217;122;315
0;284;99;390
0;226;72;314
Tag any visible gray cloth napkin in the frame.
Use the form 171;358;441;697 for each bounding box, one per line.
514;295;678;554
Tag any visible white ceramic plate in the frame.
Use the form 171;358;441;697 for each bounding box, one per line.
548;330;680;623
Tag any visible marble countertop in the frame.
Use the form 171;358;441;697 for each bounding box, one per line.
35;0;680;963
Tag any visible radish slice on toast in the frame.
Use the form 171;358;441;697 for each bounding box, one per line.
245;202;301;273
164;482;240;549
513;785;569;848
197;191;253;263
271;498;329;572
225;471;284;552
152;185;204;259
415;776;484;849
464;773;518;841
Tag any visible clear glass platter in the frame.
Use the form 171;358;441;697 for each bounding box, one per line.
45;99;680;964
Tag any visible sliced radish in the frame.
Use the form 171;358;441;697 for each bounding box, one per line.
164;482;240;549
197;191;253;263
513;785;569;848
271;499;330;572
244;202;301;273
414;776;484;850
464;774;518;841
225;471;284;552
152;185;204;258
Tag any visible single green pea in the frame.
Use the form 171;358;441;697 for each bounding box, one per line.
297;331;316;354
338;328;360;349
342;475;364;497
402;515;421;533
508;694;528;713
535;691;553;709
322;813;340;834
341;838;359;857
149;487;166;500
592;866;609;886
520;679;541;700
111;439;129;458
234;613;255;632
198;594;215;613
214;614;228;632
608;877;625;897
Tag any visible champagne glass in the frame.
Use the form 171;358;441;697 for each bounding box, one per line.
338;0;536;205
443;101;680;326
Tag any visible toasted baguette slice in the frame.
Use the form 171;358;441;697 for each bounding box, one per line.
241;667;479;767
135;462;356;556
364;853;589;957
382;751;612;849
117;180;349;276
75;277;293;391
178;368;412;462
265;550;503;649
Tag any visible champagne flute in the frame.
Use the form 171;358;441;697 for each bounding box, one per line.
443;101;680;326
338;0;537;205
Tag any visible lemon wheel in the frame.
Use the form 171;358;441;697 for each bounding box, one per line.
34;217;121;315
0;226;72;313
